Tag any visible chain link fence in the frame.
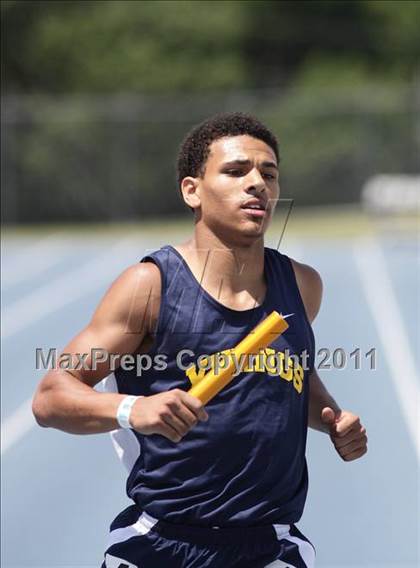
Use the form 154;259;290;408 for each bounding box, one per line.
2;84;419;224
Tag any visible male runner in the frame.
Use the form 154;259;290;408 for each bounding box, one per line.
32;113;367;568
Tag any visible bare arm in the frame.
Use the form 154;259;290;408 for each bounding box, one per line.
32;263;158;434
291;258;367;460
291;258;338;431
307;369;341;433
32;262;208;440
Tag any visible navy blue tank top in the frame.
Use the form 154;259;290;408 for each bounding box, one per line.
114;245;315;526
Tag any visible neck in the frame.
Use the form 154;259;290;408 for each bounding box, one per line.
178;224;266;309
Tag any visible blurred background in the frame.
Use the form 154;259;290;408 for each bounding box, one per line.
1;1;419;568
2;0;419;222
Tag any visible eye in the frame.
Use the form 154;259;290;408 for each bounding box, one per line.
262;172;276;180
225;169;243;177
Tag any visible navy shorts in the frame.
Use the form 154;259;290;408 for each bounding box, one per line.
101;505;315;568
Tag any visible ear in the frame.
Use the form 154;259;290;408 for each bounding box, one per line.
180;176;201;211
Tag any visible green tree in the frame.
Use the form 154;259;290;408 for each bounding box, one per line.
2;0;246;93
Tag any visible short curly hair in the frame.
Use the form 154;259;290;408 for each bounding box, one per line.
176;112;279;188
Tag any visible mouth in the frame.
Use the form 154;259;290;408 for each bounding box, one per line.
240;199;267;218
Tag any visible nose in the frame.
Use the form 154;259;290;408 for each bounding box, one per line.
245;167;266;194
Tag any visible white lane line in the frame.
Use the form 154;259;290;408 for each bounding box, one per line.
1;236;71;289
353;237;420;463
2;241;68;290
1;237;137;339
1;398;35;455
1;237;141;454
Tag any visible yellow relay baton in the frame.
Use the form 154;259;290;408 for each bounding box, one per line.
188;310;291;405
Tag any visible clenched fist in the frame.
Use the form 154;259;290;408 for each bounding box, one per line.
321;407;368;461
130;389;209;443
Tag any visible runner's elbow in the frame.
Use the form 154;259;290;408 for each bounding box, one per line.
32;372;58;427
32;393;50;427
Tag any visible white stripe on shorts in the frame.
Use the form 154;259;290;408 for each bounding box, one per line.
273;523;291;540
107;511;159;549
268;523;315;568
107;514;315;568
285;535;316;567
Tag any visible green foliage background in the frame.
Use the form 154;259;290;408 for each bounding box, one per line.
1;0;419;222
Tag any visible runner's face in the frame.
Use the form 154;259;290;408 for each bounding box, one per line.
198;135;280;242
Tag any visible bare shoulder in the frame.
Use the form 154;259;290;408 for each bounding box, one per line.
112;261;161;291
92;261;162;334
289;258;323;323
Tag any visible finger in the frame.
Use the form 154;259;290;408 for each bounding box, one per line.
174;404;200;429
342;445;368;461
337;437;368;456
321;407;336;426
178;390;209;421
162;413;189;438
335;416;361;438
156;422;182;443
333;429;367;449
166;395;200;428
332;424;364;445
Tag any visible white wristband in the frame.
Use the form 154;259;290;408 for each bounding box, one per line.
116;395;141;429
